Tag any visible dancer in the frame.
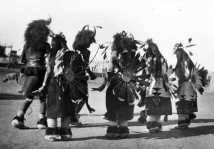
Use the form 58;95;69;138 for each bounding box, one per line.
143;39;175;133
71;25;97;125
36;33;73;141
11;18;51;129
173;41;207;129
93;31;145;138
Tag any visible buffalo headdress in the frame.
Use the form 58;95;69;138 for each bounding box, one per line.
24;18;51;49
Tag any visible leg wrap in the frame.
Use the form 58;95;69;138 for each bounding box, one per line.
178;119;190;126
61;117;70;128
39;98;46;116
146;121;162;129
19;98;33;115
45;127;59;135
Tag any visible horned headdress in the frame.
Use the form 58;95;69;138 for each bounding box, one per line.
72;25;97;51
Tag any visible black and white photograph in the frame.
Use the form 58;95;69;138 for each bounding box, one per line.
0;0;214;148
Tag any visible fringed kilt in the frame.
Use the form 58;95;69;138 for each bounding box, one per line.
20;67;46;99
46;77;74;118
67;78;88;101
145;78;172;115
104;85;134;122
176;81;197;114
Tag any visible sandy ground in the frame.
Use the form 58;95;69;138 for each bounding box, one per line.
0;68;214;149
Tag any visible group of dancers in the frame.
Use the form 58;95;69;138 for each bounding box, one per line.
6;18;208;141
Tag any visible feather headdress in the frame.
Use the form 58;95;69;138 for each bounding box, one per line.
173;38;196;57
190;63;208;95
173;39;208;94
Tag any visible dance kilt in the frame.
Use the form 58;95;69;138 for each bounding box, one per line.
104;85;134;122
46;76;74;118
145;78;172;115
176;81;198;114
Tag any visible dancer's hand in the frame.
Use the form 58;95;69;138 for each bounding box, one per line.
137;99;145;107
32;85;45;95
88;107;95;113
20;73;24;78
91;84;106;92
85;101;95;113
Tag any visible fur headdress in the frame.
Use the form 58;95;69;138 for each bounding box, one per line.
24;18;51;49
111;31;138;54
51;32;68;50
72;25;96;51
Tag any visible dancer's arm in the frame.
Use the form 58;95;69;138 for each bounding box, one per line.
107;50;117;72
91;76;107;91
41;54;51;89
91;50;117;92
33;54;51;94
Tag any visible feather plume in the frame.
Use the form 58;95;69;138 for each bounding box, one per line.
190;63;208;94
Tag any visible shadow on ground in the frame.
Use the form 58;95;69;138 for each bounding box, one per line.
71;118;214;128
130;119;214;127
69;124;214;141
129;124;214;140
0;93;25;100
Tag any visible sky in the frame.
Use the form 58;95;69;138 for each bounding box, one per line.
0;0;214;71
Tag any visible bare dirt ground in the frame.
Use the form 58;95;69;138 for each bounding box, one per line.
0;68;214;149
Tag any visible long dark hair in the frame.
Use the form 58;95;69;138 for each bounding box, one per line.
174;47;194;85
145;40;167;78
50;34;67;57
